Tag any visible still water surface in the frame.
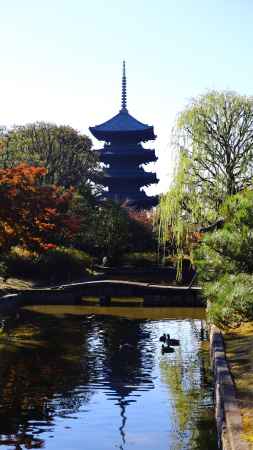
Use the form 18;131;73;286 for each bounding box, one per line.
0;306;218;450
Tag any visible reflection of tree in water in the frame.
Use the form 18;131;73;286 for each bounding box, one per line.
0;309;95;448
96;315;155;447
160;320;217;450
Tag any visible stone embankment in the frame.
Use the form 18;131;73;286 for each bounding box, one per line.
210;325;250;450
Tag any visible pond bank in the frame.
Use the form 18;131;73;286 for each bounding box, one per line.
210;325;251;450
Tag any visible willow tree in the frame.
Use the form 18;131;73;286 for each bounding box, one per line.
157;91;253;276
178;91;253;201
157;151;207;277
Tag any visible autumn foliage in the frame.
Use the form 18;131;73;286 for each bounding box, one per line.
0;164;80;252
127;208;154;231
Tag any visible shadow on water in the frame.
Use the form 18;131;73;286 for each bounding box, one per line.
0;306;218;450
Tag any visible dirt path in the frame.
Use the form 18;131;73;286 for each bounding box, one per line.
224;323;253;448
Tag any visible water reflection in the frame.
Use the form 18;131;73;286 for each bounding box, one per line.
0;311;94;448
0;306;218;450
98;316;155;448
160;322;216;449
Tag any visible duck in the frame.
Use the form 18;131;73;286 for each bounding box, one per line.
159;333;167;343
166;334;180;346
161;344;175;354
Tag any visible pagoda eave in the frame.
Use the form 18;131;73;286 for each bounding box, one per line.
89;127;156;142
98;178;159;188
101;172;158;180
95;149;157;159
100;155;158;165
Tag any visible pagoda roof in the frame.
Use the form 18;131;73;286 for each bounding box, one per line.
102;167;158;179
89;109;155;141
97;171;159;188
90;61;156;141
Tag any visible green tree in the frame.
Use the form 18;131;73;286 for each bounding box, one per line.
70;197;156;263
86;201;130;262
0;122;99;190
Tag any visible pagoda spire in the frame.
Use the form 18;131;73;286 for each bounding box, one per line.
121;60;127;111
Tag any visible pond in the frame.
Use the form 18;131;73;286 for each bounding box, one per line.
0;306;218;450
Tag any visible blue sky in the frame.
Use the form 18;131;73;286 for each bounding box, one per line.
1;0;253;193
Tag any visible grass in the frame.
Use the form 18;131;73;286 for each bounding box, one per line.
224;323;253;448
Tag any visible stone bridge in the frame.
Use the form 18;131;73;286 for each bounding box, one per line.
59;280;202;306
0;280;203;314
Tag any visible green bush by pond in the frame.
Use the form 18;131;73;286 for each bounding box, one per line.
3;246;92;282
195;190;253;327
204;273;253;328
38;247;92;280
121;252;158;267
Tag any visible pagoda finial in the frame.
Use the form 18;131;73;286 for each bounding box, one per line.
121;60;127;111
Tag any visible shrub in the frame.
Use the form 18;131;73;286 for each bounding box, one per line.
4;246;92;281
4;248;39;278
121;252;158;267
205;273;253;328
0;261;8;279
38;247;92;280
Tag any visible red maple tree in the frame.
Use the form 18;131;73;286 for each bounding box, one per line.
0;164;80;252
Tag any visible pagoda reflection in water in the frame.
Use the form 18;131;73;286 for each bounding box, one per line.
89;61;158;209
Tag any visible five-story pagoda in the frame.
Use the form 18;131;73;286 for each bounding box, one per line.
89;62;158;209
